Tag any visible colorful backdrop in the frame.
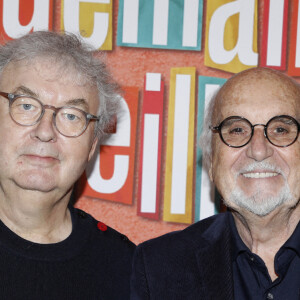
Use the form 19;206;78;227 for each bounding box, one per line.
0;0;299;244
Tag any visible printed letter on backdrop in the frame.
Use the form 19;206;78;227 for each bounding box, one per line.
163;68;196;224
61;0;113;50
117;0;203;50
205;0;258;73
0;0;53;41
137;73;164;220
78;87;139;205
288;0;300;76
195;76;226;222
260;0;288;70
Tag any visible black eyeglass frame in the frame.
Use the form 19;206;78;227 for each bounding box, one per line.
0;91;100;137
210;115;300;148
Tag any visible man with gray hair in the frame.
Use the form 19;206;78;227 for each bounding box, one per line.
0;31;134;299
131;67;300;299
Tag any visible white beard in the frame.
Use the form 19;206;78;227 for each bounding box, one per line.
226;162;294;216
227;184;293;216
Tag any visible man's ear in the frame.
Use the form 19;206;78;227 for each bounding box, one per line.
88;136;99;162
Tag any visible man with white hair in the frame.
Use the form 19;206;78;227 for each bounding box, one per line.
0;31;135;299
131;67;300;299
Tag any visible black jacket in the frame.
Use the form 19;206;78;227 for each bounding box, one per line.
131;212;234;300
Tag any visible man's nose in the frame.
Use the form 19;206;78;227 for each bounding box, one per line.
30;110;57;142
246;126;274;161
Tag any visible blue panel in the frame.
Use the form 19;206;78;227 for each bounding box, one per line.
117;0;203;51
116;0;125;46
194;76;227;222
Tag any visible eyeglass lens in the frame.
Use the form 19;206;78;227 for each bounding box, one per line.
220;116;298;147
10;96;88;137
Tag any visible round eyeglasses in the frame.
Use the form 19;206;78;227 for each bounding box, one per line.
0;91;100;137
210;115;300;148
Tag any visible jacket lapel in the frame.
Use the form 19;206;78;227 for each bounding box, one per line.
195;214;234;299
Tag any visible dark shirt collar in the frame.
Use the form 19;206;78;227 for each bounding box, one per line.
228;212;248;261
229;211;300;259
283;220;300;256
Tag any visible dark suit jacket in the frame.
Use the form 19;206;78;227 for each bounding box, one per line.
131;212;234;300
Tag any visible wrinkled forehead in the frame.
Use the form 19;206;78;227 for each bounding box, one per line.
1;56;93;87
0;57;100;115
213;68;300;122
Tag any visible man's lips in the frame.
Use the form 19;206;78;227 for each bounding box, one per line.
241;172;279;179
22;154;59;164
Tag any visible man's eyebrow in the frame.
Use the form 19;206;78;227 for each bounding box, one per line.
12;86;90;111
13;86;38;98
64;98;89;111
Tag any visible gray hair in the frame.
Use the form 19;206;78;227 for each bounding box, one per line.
199;91;218;171
0;30;120;141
